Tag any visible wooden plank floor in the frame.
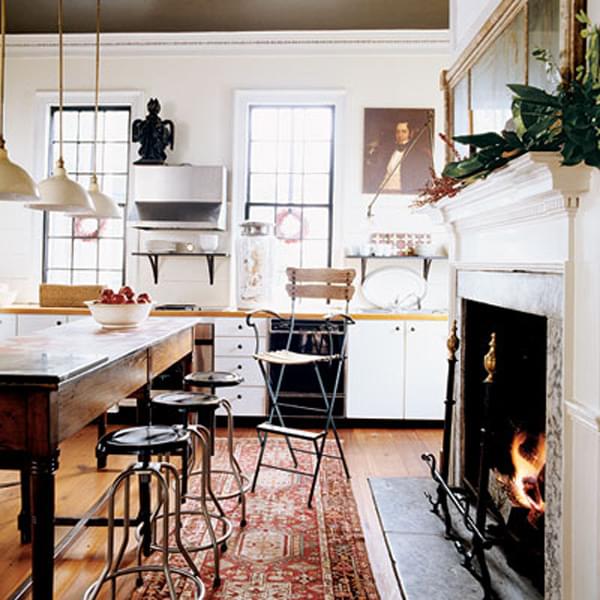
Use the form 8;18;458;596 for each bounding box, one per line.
0;425;441;599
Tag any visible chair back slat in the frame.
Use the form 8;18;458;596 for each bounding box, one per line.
286;267;355;284
286;283;355;301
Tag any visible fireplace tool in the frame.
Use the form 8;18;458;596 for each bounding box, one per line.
422;330;499;600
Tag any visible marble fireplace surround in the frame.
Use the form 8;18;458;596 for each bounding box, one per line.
422;152;593;599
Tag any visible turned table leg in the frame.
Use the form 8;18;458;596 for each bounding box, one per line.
30;452;59;600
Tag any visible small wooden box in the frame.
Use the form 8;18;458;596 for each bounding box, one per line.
39;284;105;308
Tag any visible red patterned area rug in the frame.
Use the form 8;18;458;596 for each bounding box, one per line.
135;437;379;599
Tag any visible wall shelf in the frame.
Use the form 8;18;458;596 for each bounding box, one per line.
132;252;228;285
345;255;447;284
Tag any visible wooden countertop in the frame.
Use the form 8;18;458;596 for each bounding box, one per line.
0;305;448;321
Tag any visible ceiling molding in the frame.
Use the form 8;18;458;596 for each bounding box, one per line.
6;30;450;58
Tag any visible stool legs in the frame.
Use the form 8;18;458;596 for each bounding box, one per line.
84;462;205;600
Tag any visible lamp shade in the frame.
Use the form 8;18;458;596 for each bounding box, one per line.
28;161;94;213
0;147;39;201
84;178;120;218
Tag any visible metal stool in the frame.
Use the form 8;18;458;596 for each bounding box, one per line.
84;425;205;600
153;390;249;529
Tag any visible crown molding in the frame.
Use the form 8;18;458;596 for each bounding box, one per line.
5;29;450;58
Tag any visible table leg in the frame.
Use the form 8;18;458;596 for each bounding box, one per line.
30;452;59;600
18;467;31;544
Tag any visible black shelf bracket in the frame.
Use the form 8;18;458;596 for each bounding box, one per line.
132;252;226;286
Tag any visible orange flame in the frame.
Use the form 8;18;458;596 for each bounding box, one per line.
504;431;546;520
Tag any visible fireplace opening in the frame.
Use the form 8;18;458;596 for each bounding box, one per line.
463;299;547;591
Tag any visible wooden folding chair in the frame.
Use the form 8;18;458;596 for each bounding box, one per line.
246;267;356;507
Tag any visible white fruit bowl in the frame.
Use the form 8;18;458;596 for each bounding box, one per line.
85;301;154;329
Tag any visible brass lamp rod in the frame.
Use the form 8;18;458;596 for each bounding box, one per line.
57;0;64;168
0;0;6;147
91;0;100;183
366;113;433;219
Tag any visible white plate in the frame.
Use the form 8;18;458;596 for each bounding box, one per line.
361;266;427;310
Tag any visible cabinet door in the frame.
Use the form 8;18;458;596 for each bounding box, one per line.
346;321;405;418
0;314;17;341
17;314;68;335
404;321;448;419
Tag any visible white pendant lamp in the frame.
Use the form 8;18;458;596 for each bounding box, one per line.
28;0;93;214
81;0;119;219
0;0;39;201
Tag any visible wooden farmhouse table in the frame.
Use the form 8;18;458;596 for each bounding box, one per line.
0;316;198;600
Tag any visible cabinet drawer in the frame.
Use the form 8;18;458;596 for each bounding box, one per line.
217;386;266;416
17;314;68;335
214;336;257;357
0;314;17;341
214;317;266;338
214;356;263;386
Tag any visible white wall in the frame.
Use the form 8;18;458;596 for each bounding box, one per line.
0;33;449;309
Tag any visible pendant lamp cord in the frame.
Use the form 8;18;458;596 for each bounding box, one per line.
57;0;64;168
0;0;6;148
91;0;100;184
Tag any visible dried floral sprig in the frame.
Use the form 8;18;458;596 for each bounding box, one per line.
410;133;466;207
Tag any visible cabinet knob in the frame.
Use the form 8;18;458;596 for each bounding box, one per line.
237;364;242;370
237;394;242;400
237;324;243;330
237;344;243;350
410;326;416;332
57;320;63;326
395;326;400;331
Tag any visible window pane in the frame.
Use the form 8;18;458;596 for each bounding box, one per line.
292;142;304;172
104;111;129;141
101;210;125;237
275;208;304;242
48;212;72;236
303;174;329;204
46;269;71;284
278;109;292;140
302;240;329;267
276;174;291;204
47;238;72;269
103;143;129;173
277;142;292;172
99;239;124;270
249;174;276;203
302;208;329;239
247;206;275;224
56;111;78;141
304;142;330;173
304;108;333;140
73;239;97;269
79;112;96;141
292;110;305;140
56;142;77;172
77;143;94;172
250;108;278;140
98;270;123;289
250;142;277;173
101;175;128;203
72;270;97;284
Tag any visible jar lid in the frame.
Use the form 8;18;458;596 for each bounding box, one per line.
240;221;272;236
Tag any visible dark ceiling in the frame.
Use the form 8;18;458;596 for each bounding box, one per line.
6;1;449;34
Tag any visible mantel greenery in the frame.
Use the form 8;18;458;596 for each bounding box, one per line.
417;12;600;207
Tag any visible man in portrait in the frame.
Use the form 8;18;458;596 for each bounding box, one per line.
363;108;434;195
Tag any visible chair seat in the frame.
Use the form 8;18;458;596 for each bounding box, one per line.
254;350;339;365
98;425;189;455
257;422;326;441
184;370;244;387
152;390;220;409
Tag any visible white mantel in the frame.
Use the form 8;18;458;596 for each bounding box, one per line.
421;151;599;600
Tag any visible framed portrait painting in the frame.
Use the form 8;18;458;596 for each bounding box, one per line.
362;108;434;195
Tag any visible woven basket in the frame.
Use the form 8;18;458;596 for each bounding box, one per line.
39;284;105;308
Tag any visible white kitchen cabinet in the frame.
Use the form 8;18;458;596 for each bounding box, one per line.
404;321;447;419
16;314;68;335
346;321;405;418
0;314;17;341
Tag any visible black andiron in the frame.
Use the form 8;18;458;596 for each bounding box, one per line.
131;98;174;164
421;327;499;600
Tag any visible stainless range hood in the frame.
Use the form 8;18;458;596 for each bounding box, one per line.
128;164;227;230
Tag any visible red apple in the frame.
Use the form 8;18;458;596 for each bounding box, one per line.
112;293;127;304
137;292;151;304
119;286;135;299
125;298;136;304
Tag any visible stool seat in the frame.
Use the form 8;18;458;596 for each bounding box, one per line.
153;391;220;409
98;425;189;455
184;370;244;387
